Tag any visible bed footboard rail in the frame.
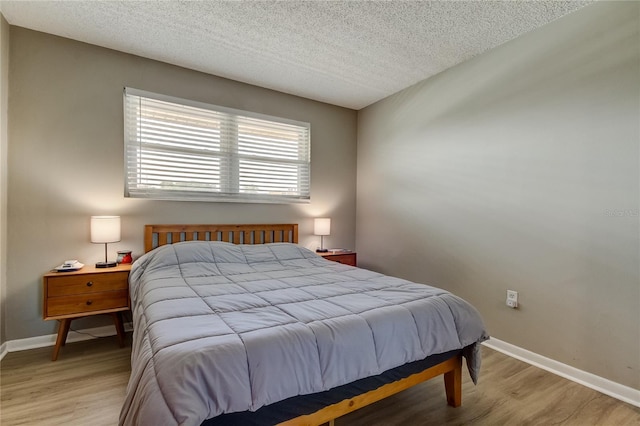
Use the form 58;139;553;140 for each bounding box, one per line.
278;354;462;426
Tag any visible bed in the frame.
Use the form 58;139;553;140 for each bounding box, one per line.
120;224;489;426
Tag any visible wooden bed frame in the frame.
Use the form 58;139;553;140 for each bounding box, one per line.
143;224;463;426
144;223;299;253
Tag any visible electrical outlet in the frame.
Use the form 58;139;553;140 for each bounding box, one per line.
506;290;518;308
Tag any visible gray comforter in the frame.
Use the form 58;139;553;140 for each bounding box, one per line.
120;242;489;426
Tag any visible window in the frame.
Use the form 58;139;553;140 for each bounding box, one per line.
123;88;310;203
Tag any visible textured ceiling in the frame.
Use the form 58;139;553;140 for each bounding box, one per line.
1;0;591;109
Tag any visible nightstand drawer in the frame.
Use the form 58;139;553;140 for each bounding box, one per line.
328;254;356;266
47;271;129;296
46;290;129;317
319;252;357;266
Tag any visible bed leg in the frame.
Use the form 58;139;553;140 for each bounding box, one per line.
444;355;462;407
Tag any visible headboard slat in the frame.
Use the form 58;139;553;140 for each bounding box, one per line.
144;224;299;253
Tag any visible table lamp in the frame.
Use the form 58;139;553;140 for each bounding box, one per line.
91;216;121;268
314;218;330;253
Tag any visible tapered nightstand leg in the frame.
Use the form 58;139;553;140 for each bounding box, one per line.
112;312;126;347
52;318;71;361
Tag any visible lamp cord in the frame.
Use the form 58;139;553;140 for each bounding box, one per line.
68;312;134;339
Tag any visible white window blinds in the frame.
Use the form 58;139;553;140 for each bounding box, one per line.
124;88;311;203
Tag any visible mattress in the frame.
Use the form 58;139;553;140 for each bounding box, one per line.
120;242;488;426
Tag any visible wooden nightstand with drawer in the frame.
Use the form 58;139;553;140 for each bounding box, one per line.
43;264;131;360
319;251;357;266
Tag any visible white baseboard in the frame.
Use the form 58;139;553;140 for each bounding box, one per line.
0;322;133;361
0;341;7;361
483;338;640;408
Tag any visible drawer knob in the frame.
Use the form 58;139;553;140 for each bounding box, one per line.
86;300;93;306
86;281;93;287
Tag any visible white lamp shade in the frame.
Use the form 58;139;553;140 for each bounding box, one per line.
314;218;331;236
91;216;121;243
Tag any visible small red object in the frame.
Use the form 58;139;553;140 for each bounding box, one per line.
117;250;133;264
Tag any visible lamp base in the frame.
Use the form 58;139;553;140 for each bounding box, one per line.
316;248;329;253
95;261;117;268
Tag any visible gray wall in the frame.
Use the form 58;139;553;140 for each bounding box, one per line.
6;28;357;340
0;14;9;346
357;1;639;389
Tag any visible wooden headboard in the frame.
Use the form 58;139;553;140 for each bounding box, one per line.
144;224;299;253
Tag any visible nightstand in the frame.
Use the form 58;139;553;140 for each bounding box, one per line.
318;251;357;266
43;263;131;361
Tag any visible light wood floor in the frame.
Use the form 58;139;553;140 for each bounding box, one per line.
1;335;638;425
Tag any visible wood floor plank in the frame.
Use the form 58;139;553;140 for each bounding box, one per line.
1;336;638;425
1;336;130;426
